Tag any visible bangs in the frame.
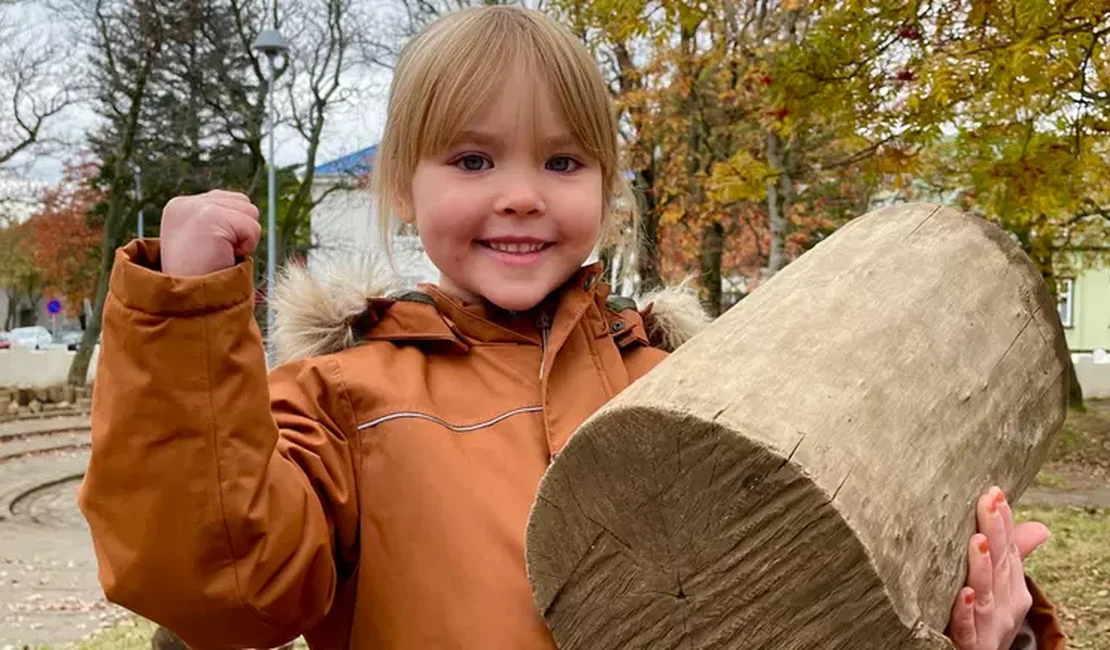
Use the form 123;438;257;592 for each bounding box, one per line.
374;6;634;260
404;8;616;172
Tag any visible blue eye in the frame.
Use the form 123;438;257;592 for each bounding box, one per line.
546;156;581;172
455;154;492;171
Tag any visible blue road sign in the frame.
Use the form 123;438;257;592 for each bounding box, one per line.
47;299;62;315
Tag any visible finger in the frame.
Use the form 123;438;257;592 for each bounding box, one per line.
204;189;253;204
998;491;1016;554
948;587;978;649
223;211;263;256
199;198;259;221
966;534;994;610
1014;521;1051;560
977;487;1008;568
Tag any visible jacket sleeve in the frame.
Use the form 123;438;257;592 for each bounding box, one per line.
1016;577;1067;650
77;240;361;649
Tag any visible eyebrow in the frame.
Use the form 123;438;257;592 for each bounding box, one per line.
451;129;582;152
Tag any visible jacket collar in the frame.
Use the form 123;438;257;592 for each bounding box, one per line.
271;256;708;364
363;263;607;348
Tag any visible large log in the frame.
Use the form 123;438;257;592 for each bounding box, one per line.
526;204;1069;649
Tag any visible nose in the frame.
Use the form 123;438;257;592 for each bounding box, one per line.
494;171;545;217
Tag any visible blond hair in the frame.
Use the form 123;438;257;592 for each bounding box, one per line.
372;5;639;259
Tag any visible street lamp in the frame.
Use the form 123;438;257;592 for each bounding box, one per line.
252;25;288;353
133;163;143;239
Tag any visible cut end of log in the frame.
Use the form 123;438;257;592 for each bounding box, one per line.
526;407;951;649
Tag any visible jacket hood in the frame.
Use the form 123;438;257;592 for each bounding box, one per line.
270;257;710;365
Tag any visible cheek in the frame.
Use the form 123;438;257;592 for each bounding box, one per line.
560;180;605;244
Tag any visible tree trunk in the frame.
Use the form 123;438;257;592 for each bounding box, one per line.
697;220;724;317
67;167;141;386
633;167;663;292
68;10;160;385
764;130;790;277
527;204;1069;650
1067;357;1085;410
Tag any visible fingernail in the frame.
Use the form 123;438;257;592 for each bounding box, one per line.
964;590;975;606
978;538;989;554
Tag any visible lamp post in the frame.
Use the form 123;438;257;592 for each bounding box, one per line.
133;164;143;239
252;25;288;350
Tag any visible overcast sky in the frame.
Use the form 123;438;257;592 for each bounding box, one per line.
4;1;391;184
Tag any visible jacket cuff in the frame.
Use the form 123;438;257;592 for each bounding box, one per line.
1021;576;1067;650
1010;620;1036;649
110;239;255;316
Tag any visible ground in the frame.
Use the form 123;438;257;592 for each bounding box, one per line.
0;403;1107;649
1019;399;1110;649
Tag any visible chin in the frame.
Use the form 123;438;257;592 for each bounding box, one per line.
481;285;554;313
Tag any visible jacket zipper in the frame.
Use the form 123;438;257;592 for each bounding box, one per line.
537;309;552;380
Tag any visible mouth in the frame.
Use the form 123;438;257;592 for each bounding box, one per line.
477;238;554;267
479;239;553;254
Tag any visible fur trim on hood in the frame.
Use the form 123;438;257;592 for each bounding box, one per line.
270;256;397;364
636;282;712;354
270;259;710;364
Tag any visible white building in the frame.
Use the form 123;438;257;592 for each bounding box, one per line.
309;145;439;290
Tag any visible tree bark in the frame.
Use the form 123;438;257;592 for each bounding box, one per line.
635;170;663;293
527;204;1069;650
765;129;792;277
1067;357;1085;409
698;220;724;317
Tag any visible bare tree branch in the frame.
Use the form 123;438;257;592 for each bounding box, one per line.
0;2;77;164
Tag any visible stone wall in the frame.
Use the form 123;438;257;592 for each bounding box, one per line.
0;383;92;417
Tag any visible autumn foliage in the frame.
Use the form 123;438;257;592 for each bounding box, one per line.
28;162;104;317
553;0;1110;313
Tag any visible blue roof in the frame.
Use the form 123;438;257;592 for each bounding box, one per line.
315;145;378;176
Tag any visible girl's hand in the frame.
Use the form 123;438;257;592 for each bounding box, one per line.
160;189;261;276
948;487;1051;650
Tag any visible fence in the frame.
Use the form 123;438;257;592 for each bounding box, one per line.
1;343;1108;399
0;345;99;388
1074;352;1110;400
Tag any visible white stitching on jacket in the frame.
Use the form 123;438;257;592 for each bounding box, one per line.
356;406;544;432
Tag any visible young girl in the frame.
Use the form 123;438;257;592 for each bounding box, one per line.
78;6;1064;650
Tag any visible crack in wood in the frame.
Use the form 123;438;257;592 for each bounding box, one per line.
778;433;806;472
832;468;852;501
904;204;944;239
987;312;1034;379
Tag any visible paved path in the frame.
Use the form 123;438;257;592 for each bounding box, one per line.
1022;484;1110;509
0;415;129;648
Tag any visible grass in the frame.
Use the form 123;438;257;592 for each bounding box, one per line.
1035;469;1073;489
1017;506;1110;649
1045;401;1110;479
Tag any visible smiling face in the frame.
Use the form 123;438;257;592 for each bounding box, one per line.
406;73;604;311
372;6;625;313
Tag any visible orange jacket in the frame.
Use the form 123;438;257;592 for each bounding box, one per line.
79;240;1065;650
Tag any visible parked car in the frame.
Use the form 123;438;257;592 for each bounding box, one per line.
54;329;85;351
8;326;54;350
0;332;9;350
